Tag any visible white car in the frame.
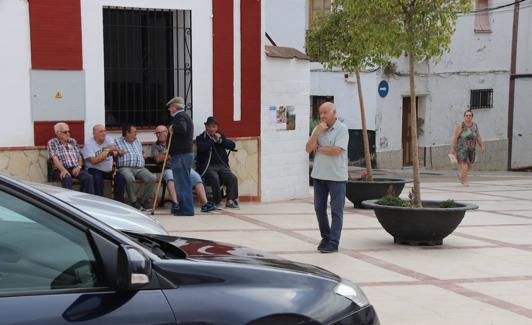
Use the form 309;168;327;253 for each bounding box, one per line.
29;182;168;235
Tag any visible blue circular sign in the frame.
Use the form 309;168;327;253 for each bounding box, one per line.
378;80;389;98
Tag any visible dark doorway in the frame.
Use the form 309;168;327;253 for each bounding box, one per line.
310;96;334;120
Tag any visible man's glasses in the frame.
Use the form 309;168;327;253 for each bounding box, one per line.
155;131;167;135
465;114;473;117
59;130;71;134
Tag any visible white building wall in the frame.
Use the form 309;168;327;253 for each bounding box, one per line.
261;56;310;202
517;5;532;73
0;0;33;147
264;0;306;52
81;0;213;142
375;1;522;170
311;65;377;130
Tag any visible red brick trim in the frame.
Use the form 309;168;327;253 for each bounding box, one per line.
29;0;83;70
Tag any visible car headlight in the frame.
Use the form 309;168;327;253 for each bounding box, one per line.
334;280;369;307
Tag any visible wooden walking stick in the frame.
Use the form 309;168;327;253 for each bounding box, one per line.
151;128;173;215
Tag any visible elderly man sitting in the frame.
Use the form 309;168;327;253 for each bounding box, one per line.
114;125;156;210
151;125;216;213
47;122;94;193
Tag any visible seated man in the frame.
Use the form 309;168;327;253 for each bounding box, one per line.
83;124;125;202
47;122;94;194
196;117;239;209
115;125;156;210
151;125;216;213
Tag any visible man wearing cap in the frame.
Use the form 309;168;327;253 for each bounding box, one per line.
47;122;95;193
166;96;195;216
196;116;240;209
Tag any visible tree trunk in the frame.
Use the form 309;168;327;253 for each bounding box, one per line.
355;67;373;181
408;52;422;207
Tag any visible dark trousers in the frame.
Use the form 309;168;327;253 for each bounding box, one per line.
313;179;346;247
203;164;238;205
53;168;95;194
88;168;125;202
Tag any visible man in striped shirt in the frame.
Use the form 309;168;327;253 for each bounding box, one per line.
115;125;156;210
47;122;94;194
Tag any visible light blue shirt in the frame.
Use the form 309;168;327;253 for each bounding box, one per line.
83;135;115;172
311;120;349;182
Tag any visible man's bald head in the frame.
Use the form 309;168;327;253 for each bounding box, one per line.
92;124;107;143
318;102;337;127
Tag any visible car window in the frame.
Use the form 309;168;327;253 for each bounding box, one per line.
0;190;106;294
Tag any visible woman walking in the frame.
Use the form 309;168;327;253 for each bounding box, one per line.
450;110;485;185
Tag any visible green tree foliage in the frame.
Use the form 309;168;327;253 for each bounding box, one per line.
383;0;472;207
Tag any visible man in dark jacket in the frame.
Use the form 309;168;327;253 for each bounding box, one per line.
196;116;240;209
167;96;195;216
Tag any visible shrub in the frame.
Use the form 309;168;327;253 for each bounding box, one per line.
440;199;457;208
376;196;411;207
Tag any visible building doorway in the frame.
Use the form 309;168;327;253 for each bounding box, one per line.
310;96;334;120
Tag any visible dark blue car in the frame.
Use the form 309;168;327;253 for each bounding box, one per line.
0;175;379;324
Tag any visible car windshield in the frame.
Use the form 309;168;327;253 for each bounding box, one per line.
125;232;186;259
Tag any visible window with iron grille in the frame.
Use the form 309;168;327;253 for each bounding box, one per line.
103;8;192;128
470;89;493;109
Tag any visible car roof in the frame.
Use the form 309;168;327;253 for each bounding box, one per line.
22;181;168;235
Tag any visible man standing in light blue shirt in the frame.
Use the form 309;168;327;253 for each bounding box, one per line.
115;125;156;211
306;102;349;253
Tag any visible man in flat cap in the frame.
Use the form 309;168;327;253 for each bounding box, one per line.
166;96;195;216
196;116;240;209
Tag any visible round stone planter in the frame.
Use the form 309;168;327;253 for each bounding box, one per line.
361;200;478;246
346;178;408;208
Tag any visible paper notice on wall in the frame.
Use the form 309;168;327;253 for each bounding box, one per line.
270;105;296;130
286;106;296;130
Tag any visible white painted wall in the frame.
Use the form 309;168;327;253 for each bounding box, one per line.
376;1;521;161
0;0;33;146
264;0;306;52
310;64;377;130
261;55;311;202
517;4;532;73
512;78;532;168
81;0;213;142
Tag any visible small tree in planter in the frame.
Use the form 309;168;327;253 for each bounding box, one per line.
363;0;478;245
382;0;472;207
306;0;408;207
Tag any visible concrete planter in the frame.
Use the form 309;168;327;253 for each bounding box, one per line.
362;200;478;246
346;178;408;208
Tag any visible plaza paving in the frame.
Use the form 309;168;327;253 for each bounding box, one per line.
154;170;532;324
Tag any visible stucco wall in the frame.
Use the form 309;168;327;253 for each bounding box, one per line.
0;0;33;147
311;64;377;131
375;1;522;171
261;56;310;202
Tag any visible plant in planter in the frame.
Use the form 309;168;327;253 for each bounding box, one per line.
306;0;408;207
362;0;477;245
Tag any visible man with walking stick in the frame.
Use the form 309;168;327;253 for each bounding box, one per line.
166;97;195;216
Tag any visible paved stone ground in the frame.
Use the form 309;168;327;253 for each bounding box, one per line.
153;169;532;325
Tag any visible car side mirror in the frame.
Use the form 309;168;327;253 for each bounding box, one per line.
116;245;152;291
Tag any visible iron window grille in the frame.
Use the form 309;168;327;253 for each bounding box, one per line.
103;7;192;128
470;89;493;109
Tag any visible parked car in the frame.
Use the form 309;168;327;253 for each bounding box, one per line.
29;181;167;235
0;175;379;324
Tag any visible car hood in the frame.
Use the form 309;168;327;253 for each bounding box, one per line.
149;234;339;281
28;182;168;235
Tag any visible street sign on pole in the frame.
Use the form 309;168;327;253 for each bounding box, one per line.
378;80;389;98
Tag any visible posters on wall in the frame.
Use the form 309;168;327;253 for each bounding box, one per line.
269;105;295;131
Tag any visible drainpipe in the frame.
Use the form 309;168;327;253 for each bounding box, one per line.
507;1;520;170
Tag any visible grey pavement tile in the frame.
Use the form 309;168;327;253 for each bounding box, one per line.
459;210;532;226
364;247;532;280
155;213;266;232
455;225;532;245
462;280;532;310
364;285;532;325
